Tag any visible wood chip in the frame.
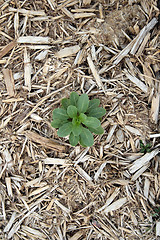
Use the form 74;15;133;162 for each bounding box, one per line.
156;222;160;237
0;41;16;59
21;225;47;239
24;47;32;91
5;177;13;198
150;86;160;124
55;45;80;58
129;149;160;174
17;36;51;44
54;199;71;214
2;68;15;96
87;54;104;89
124;69;148;93
125;125;142;136
43;158;68;165
103;197;127;214
25;130;66;152
97;188;120;212
9;7;45;16
74;13;95;19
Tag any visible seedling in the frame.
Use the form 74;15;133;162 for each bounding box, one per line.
139;140;152;153
51;92;106;147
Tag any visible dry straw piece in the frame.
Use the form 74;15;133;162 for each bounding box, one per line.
0;0;159;239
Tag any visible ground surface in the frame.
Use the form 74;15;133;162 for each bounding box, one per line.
0;0;160;239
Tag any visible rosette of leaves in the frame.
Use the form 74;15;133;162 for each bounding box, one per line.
51;92;106;147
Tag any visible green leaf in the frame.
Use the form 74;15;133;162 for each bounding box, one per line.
72;124;82;136
53;108;69;120
88;125;104;135
79;113;87;123
61;98;70;109
57;122;72;137
87;99;100;112
51;119;68;128
67;105;77;118
70;92;79;106
88;107;106;118
77;94;89;113
69;133;79;146
83;117;101;129
79;138;87;147
80;127;94;147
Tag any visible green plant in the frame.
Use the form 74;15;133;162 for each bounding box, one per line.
139;140;152;153
152;207;160;219
51;92;106;147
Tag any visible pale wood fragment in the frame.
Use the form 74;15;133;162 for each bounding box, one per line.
43;158;68;165
129;149;159;174
124;69;148;93
130;210;138;226
4;212;17;232
156;222;160;237
21;225;47;239
130;18;158;55
54;199;71;214
5;177;13;198
150;86;160;124
55;45;80;58
0;40;16;59
14;11;19;38
94;162;106;181
74;13;95;19
29;186;50;197
47;0;56;10
17;36;51;44
125;125;142;136
97;188;120;212
103;197;127;214
61;7;74;20
25;131;66;152
144;177;150;199
106;124;117;143
35;50;48;61
24;47;32;91
76;165;93;183
2;68;15;96
136;32;150;56
87;54;104;89
9;7;45;16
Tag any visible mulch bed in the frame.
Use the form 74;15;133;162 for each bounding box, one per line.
0;0;160;239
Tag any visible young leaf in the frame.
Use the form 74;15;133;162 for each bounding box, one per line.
70;92;79;106
82;117;101;129
80;127;94;147
61;98;70;109
67;105;77;118
88;107;106;118
53;108;69;120
57;122;72;137
72;124;82;136
87;99;100;112
79;113;87;123
79;138;87;147
89;126;104;135
69;133;79;146
77;94;89;113
51;119;68;128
